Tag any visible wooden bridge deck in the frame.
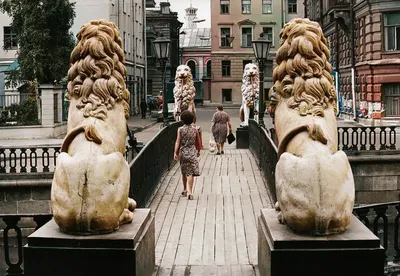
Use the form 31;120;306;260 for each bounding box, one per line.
148;148;274;276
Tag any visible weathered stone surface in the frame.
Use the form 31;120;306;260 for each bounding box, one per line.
18;200;50;214
5;187;31;202
0;201;17;214
31;187;51;200
51;20;136;234
269;18;355;235
240;63;259;127
173;65;196;121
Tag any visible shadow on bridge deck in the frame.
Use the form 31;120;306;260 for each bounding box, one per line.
148;147;274;276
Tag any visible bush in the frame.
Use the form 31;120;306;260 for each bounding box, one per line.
0;98;40;126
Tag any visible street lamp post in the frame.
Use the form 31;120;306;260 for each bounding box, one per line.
153;34;171;127
252;33;272;128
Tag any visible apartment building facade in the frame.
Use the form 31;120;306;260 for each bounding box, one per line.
306;0;400;120
210;0;304;104
0;0;146;115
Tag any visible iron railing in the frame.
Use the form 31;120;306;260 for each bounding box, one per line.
129;121;182;207
354;202;400;275
0;145;137;175
338;126;399;153
249;119;278;202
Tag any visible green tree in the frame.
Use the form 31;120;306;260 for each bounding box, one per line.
0;0;76;86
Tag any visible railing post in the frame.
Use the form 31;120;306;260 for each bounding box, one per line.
3;216;24;276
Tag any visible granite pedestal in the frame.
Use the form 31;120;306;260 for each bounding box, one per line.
24;209;155;276
258;209;384;276
236;126;249;149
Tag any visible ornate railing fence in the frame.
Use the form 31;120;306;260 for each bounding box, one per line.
337;126;399;153
129;121;182;207
0;144;136;175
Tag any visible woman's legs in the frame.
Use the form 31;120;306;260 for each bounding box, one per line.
181;175;187;196
221;142;225;153
216;142;221;154
187;175;194;200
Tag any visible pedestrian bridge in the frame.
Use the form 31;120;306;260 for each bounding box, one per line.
1;120;400;275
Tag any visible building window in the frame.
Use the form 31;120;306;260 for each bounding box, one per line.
222;89;232;103
242;0;251;14
221;60;231;77
206;60;212;78
187;60;197;79
241;27;252;48
262;0;272;14
384;84;400;116
220;0;230;14
220;28;232;47
262;27;273;45
384;13;400;51
3;26;17;50
243;60;252;70
288;0;297;13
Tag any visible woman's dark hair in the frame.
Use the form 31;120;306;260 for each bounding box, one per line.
217;105;223;111
180;110;195;125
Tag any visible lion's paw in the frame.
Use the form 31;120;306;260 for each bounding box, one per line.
274;201;280;211
277;211;286;225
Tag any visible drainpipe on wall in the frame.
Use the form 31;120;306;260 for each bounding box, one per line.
350;0;357;121
282;0;286;27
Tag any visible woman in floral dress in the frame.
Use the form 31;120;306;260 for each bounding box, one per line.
174;110;201;200
211;105;232;155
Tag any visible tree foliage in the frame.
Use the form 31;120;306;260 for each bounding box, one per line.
0;0;76;86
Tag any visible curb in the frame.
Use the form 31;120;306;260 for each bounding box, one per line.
129;120;159;133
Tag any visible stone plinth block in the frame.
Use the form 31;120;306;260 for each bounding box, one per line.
24;208;155;276
236;126;249;149
258;209;384;276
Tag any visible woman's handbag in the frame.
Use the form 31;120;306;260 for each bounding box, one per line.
227;132;235;144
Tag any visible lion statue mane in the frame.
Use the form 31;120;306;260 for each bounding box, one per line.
270;18;354;235
240;63;259;126
51;20;136;235
173;64;196;121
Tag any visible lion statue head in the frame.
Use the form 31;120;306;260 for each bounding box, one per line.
174;64;195;111
66;20;130;121
241;63;260;108
270;18;337;118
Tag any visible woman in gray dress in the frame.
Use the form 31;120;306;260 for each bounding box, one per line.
211;105;232;155
174;110;201;200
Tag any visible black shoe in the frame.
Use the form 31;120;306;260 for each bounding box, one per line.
221;151;224;154
216;152;221;155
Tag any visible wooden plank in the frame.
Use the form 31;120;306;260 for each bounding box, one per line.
194;175;205;196
203;265;218;275
224;195;238;265
246;150;261;176
203;194;216;265
156;266;172;276
221;154;229;175
160;196;188;268
235;157;243;175
230;175;242;196
241;194;258;265
214;154;222;176
250;193;264;225
242;153;253;176
228;157;237;176
221;175;231;195
154;194;173;242
239;175;250;195
246;175;259;194
170;265;187;276
217;266;231;276
231;264;243;276
164;169;181;195
233;195;249;265
212;175;222;195
241;265;256;276
190;265;205;275
215;195;225;265
202;172;213;196
208;154;218;176
174;195;198;265
188;194;208;265
155;194;180;266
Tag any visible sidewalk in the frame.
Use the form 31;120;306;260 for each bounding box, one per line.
0;115;158;148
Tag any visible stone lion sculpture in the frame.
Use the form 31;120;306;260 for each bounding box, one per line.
270;18;355;235
240;63;259;126
51;20;136;234
173;64;196;121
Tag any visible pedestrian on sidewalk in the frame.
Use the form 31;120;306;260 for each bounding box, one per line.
174;110;201;200
140;98;147;119
211;105;232;155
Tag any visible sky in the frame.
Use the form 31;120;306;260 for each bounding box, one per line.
162;0;211;28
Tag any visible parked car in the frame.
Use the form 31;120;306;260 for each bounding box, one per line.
157;102;175;122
